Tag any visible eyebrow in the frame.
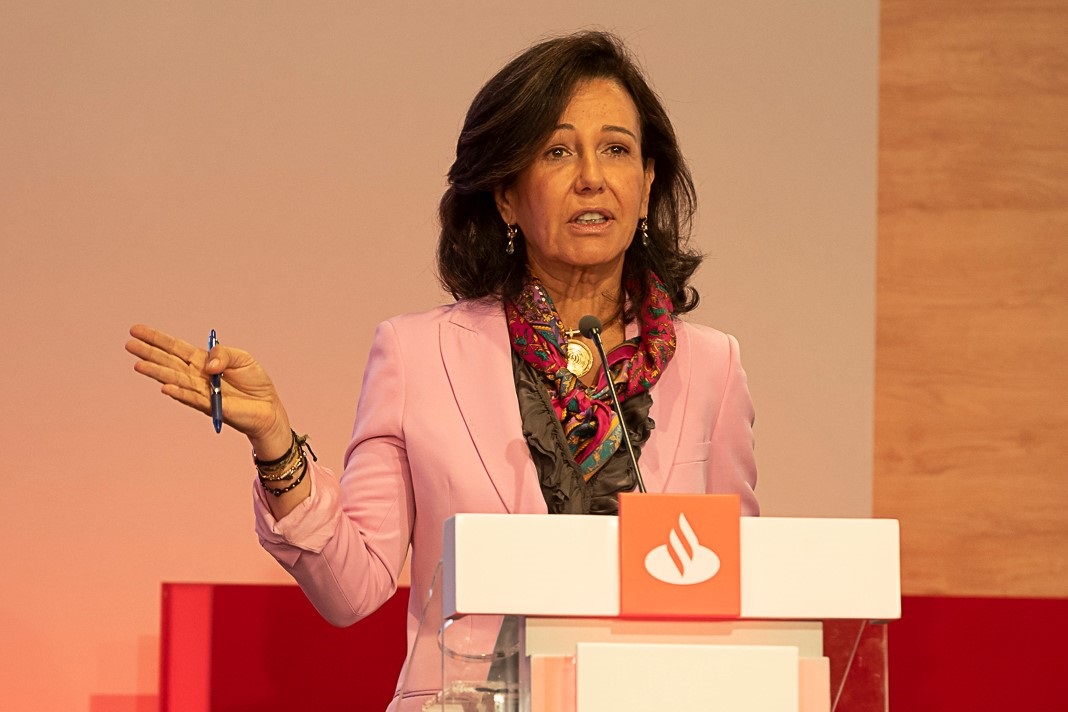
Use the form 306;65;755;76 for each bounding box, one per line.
553;123;639;141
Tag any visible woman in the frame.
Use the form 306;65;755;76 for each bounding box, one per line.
127;31;757;710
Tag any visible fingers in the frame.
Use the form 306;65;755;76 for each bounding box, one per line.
207;342;259;376
127;326;206;383
133;357;211;399
128;322;272;399
131;356;212;415
128;324;212;394
126;325;249;375
126;339;195;377
129;324;203;365
160;382;212;415
205;343;239;375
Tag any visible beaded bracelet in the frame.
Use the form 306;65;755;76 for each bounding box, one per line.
261;458;309;497
258;451;304;482
254;434;299;474
254;431;317;479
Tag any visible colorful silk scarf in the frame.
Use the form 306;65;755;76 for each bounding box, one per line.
505;272;676;480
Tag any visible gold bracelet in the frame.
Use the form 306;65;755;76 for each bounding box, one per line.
261;459;309;497
257;451;304;482
253;431;317;478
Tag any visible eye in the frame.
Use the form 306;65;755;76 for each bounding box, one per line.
606;144;631;156
546;146;570;159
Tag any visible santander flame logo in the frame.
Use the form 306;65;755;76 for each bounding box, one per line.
644;512;721;585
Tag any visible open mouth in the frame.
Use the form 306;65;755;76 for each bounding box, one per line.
573;211;611;225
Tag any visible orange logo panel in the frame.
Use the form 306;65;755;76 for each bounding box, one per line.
619;493;741;619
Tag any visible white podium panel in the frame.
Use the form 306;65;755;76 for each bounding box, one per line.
575;642;799;712
443;514;619;618
740;517;901;620
443;514;901;620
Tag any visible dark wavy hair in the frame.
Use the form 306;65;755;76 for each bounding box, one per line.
437;31;701;318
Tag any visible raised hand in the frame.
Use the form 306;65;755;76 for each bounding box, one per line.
125;324;293;458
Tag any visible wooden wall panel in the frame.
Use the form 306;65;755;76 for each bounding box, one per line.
875;0;1068;596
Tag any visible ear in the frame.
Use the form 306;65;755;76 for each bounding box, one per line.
494;185;517;225
640;158;655;215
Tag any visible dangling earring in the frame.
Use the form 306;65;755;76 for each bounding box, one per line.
639;217;650;247
506;224;517;255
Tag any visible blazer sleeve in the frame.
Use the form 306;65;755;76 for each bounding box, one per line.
708;333;759;516
252;319;415;626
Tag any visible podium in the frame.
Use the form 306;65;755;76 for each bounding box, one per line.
396;500;899;712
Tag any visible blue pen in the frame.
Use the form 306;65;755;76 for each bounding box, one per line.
208;329;222;433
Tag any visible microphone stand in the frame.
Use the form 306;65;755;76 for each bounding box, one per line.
579;315;647;494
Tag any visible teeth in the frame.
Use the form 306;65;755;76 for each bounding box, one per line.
575;212;607;224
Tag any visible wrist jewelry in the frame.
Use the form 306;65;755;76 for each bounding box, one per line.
261;459;309;497
254;430;317;484
258;451;304;482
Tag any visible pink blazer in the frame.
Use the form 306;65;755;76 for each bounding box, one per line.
254;298;757;703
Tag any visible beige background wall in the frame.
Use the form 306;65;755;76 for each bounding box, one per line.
875;0;1068;597
0;2;878;709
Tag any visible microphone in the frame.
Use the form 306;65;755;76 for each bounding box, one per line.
579;315;647;494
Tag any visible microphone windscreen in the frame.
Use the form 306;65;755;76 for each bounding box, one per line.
578;315;603;338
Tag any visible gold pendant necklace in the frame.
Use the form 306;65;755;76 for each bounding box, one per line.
562;329;593;377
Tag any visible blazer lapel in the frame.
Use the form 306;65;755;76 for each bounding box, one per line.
440;300;540;512
643;321;690;491
439;301;691;504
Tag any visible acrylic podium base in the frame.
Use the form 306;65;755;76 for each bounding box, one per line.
397;565;888;712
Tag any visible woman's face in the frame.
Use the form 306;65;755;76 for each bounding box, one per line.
496;78;654;283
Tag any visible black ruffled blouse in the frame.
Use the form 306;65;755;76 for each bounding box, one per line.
511;351;654;515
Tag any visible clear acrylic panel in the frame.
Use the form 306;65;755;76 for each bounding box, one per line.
398;563;523;712
824;619;889;712
402;564;888;711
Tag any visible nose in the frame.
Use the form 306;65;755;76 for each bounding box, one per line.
575;152;605;193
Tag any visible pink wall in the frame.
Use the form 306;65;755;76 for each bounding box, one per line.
0;3;878;709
